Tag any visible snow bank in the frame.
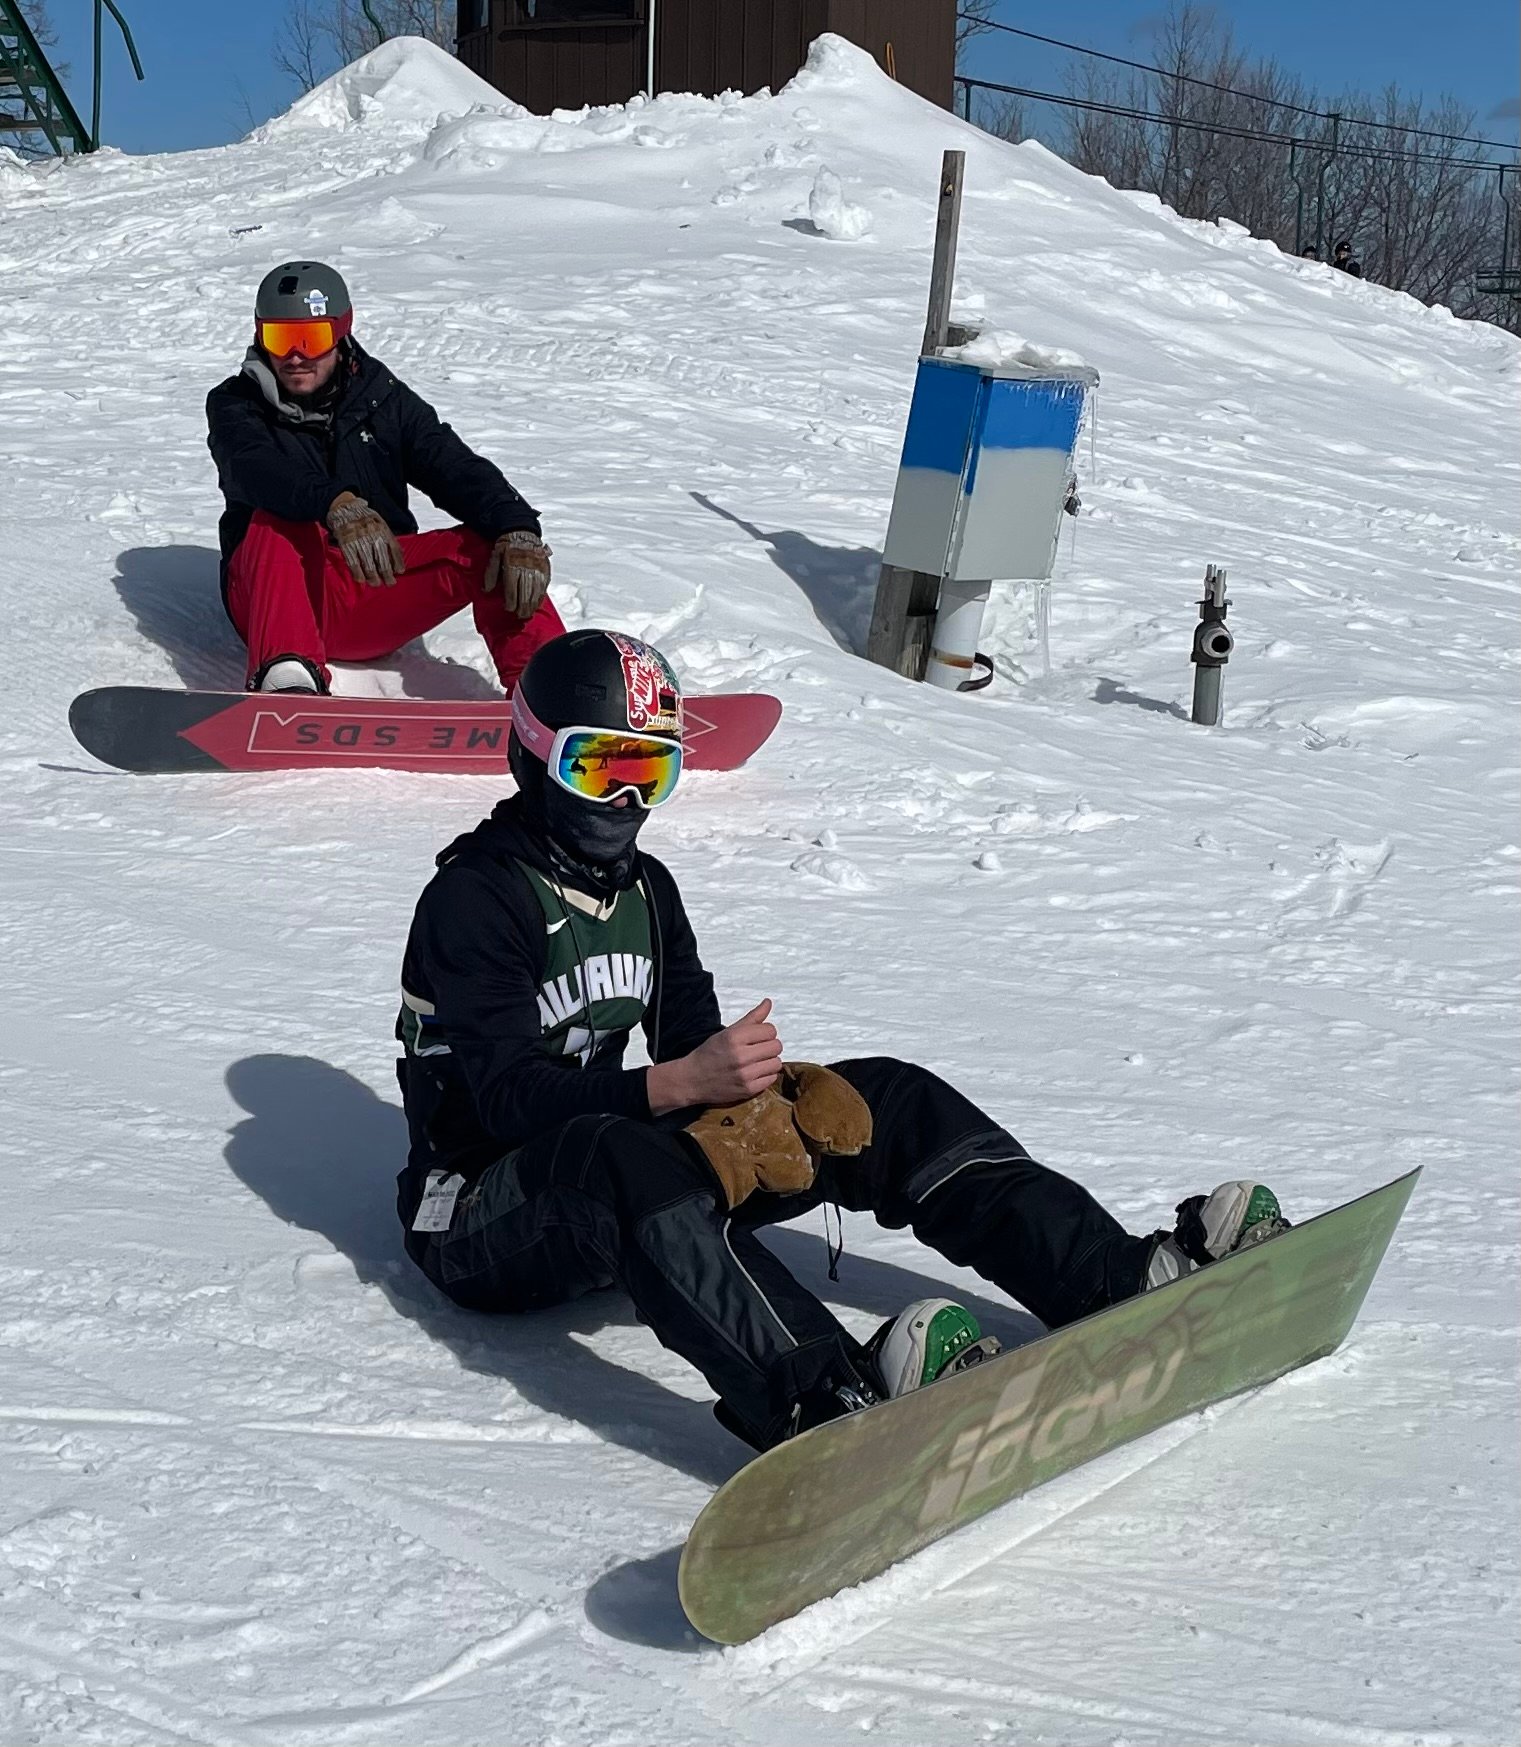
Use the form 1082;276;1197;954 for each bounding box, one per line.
256;34;513;141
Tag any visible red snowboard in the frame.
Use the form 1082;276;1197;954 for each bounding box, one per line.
68;687;781;776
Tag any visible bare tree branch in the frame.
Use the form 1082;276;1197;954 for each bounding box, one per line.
275;0;332;95
274;0;456;95
1040;2;1517;330
956;0;999;59
19;0;58;50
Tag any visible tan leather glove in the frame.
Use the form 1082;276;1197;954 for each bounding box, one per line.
326;491;404;586
484;530;552;619
685;1086;814;1211
780;1062;873;1158
684;1064;871;1210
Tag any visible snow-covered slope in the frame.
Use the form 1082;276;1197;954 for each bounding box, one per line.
2;34;1517;1744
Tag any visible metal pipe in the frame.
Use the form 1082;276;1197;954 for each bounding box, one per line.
91;0;145;153
647;0;657;97
100;0;144;78
925;576;991;690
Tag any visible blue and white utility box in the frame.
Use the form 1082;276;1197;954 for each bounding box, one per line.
882;351;1098;688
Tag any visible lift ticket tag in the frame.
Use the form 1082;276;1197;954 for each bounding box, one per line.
411;1171;466;1233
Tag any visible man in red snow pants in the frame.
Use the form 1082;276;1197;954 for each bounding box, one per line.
207;260;561;695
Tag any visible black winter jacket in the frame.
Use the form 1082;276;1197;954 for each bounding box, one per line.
205;341;540;599
396;799;722;1192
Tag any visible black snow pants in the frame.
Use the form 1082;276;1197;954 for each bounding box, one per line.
399;1057;1154;1449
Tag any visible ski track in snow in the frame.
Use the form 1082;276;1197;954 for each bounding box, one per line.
3;33;1518;1747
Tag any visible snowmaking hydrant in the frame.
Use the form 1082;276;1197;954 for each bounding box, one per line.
1190;565;1234;726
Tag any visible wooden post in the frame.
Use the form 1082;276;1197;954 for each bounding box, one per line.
866;151;966;679
866;565;940;678
921;149;965;357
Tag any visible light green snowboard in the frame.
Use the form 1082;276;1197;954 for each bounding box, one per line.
679;1169;1419;1644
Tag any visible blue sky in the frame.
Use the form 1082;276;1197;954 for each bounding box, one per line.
42;0;1521;157
965;2;1519;146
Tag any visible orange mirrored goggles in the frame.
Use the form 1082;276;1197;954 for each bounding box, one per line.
256;310;353;359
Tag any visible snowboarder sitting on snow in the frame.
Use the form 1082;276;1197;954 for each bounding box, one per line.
207;260;560;696
394;629;1290;1451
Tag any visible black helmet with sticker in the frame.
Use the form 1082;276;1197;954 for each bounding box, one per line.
508;630;684;883
254;260;352;324
514;628;683;743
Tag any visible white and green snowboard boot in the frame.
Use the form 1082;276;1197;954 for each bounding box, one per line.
1146;1181;1291;1289
866;1298;1003;1397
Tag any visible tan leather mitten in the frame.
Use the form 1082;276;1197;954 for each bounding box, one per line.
781;1062;873;1157
685;1086;815;1209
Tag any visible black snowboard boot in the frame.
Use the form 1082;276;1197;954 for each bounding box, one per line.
713;1335;884;1452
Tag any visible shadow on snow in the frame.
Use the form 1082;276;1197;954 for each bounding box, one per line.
223;1051;1044;1651
111;543;501;700
689;492;880;658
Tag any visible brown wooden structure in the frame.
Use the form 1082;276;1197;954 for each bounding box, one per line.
457;1;955;116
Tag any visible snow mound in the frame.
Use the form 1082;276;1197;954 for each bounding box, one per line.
421;95;695;170
783;31;893;98
806;165;873;240
0;143;34;193
943;329;1093;372
256;34;514;142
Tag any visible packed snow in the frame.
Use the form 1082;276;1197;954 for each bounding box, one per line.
2;32;1518;1746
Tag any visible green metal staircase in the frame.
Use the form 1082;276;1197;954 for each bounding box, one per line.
0;0;91;154
1;1;144;158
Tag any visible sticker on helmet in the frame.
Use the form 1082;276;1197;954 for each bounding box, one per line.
305;289;329;316
611;635;682;736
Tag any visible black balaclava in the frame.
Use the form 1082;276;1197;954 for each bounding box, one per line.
509;733;645;896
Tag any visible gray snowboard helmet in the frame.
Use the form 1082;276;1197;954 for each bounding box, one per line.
253;261;353;355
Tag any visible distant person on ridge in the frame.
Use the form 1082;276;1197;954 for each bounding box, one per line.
1332;239;1364;279
207;261;560;695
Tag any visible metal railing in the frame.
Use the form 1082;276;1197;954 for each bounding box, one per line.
0;0;90;154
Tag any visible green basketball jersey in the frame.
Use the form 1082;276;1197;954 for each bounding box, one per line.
516;861;654;1064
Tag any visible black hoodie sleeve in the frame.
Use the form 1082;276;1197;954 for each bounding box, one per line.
407;859;653;1146
394;381;542;542
205;381;348;526
640;856;723;1062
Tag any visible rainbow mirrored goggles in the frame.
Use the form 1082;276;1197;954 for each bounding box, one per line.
255;309;353;359
512;690;682;808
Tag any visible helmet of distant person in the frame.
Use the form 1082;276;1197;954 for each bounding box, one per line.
254;261;353;358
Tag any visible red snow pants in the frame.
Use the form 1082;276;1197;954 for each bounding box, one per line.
226;511;565;692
